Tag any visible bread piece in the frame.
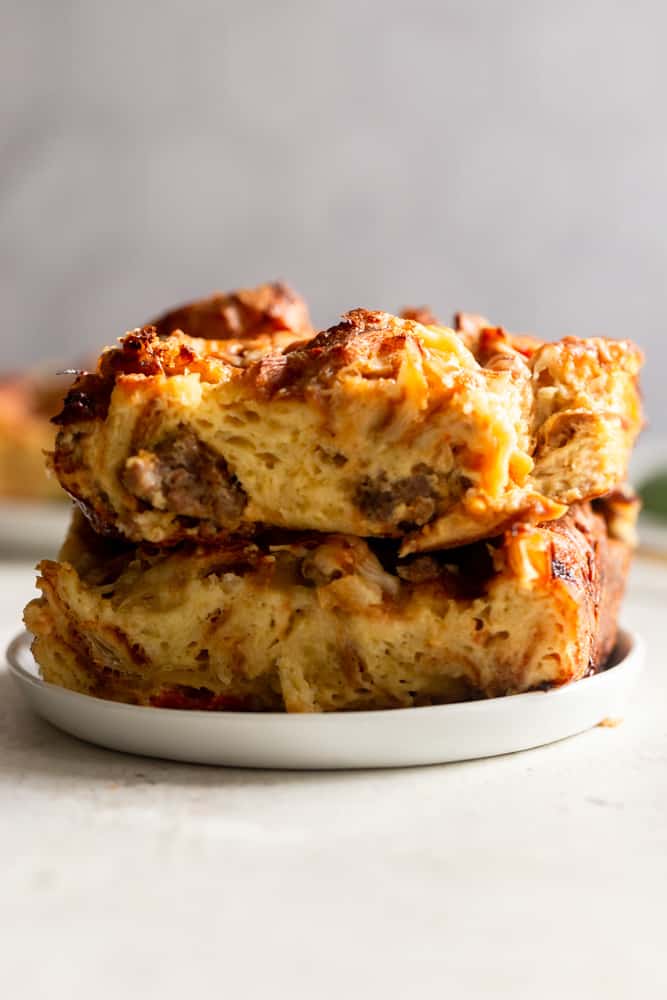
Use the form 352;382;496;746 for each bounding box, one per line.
24;499;635;712
151;280;313;364
52;309;643;552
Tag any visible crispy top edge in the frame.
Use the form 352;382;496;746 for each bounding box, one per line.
453;312;544;359
53;309;437;423
52;327;232;426
248;308;444;396
401;307;644;369
151;281;311;341
54;282;311;426
53;303;644;426
397;308;544;358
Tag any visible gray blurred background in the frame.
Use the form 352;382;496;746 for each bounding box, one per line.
1;0;664;427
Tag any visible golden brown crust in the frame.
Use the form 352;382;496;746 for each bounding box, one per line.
52;308;643;550
452;311;543;357
594;533;631;670
53;328;232;428
249;308;457;397
55;282;312;428
540;500;632;673
399;306;441;326
153;280;309;339
402;308;543;358
151;281;312;362
24;499;634;712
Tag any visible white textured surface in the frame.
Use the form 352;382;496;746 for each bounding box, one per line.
1;558;666;998
2;1;667;430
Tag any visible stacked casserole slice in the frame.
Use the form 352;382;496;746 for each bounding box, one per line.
25;287;644;712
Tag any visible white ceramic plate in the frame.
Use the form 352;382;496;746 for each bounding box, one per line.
0;500;71;557
6;629;644;769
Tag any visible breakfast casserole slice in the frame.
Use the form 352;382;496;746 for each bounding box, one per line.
52;309;643;552
24;497;636;712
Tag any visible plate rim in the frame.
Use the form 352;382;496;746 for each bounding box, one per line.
6;627;645;725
